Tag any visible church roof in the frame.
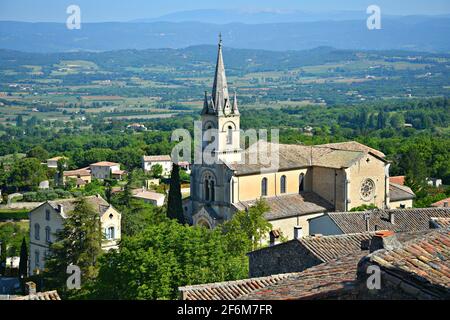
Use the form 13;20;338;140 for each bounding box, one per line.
225;140;384;176
233;192;334;220
389;182;415;201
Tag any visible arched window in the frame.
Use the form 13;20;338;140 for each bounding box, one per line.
106;227;115;240
261;178;268;196
34;223;40;240
45;226;51;243
280;175;287;194
205;179;210;201
45;209;51;221
210;180;215;201
299;173;305;193
203;172;216;202
227;125;233;145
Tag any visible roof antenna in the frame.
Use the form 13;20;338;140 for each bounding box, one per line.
219;33;222;46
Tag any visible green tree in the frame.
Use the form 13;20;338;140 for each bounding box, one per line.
27;146;49;162
8;158;47;191
44;197;103;296
16;115;23;127
150;164;163;179
18;237;28;292
220;199;272;252
86;219;248;300
167;164;184;224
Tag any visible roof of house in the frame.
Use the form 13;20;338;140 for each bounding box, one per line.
248;232;375;263
47;156;66;161
390;176;406;185
361;228;450;298
34;195;112;218
232;192;334;220
241;252;365;300
315;208;450;234
63;167;91;177
90;161;120;167
132;190;165;201
143;155;171;162
389;182;416;201
431;197;450;208
225;140;386;176
12;290;61;300
430;217;450;229
111;169;126;175
179;273;297;300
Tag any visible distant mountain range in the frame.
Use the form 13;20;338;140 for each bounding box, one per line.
134;9;450;24
0;14;449;53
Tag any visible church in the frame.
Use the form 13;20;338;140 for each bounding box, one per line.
186;38;415;239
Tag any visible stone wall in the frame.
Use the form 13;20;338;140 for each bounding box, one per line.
248;240;322;278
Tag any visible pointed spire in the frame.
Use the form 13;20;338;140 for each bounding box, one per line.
211;33;230;115
232;91;239;115
201;91;209;115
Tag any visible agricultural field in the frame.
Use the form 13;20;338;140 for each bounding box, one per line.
0;46;448;127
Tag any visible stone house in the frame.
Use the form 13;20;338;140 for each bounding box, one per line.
28;195;121;275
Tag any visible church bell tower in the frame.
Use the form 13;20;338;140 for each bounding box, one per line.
200;35;242;164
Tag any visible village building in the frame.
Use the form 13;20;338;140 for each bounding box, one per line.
187;38;415;239
431;197;450;208
179;226;450;300
89;161;123;180
63;167;92;188
28;195;121;275
132;188;166;207
308;207;450;236
46;156;67;169
142;155;173;177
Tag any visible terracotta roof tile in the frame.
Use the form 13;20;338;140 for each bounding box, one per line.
179;273;297;300
323;208;450;234
241;253;365;300
233;192;333;220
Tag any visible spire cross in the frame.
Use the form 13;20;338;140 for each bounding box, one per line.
219;33;222;46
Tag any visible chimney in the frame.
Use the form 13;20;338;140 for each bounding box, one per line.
369;230;402;253
269;229;280;246
444;201;449;208
294;226;303;239
389;211;395;224
364;212;370;231
58;204;64;216
25;282;36;295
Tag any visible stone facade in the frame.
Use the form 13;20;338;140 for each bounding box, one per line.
248;241;322;277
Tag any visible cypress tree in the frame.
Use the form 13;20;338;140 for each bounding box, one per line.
19;237;28;293
167;163;184;224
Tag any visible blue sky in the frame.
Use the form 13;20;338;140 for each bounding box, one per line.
1;0;450;22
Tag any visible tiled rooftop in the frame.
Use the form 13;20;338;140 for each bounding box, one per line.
179;273;297;300
241;253;365;300
225;140;385;176
430;217;450;229
143;155;171;162
389;182;415;201
362;228;450;299
233;192;334;220
322;208;450;234
12;290;61;300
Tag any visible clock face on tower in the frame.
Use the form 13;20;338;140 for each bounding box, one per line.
360;178;375;201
